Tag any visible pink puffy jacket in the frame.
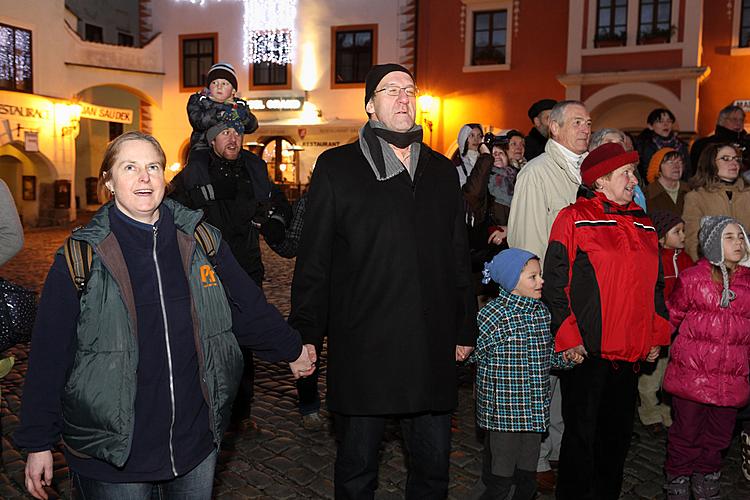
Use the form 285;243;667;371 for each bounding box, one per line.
663;259;750;408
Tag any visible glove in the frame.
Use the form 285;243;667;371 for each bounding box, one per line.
259;217;286;244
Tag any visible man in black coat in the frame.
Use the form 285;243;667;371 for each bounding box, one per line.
524;98;557;161
170;122;291;428
690;104;750;175
290;64;478;499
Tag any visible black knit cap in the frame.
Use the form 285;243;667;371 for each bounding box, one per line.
364;63;414;106
527;99;557;120
207;62;238;90
650;209;684;239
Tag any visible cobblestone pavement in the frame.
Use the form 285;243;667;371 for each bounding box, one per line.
2;223;750;499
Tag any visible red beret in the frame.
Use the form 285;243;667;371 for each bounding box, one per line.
580;143;639;186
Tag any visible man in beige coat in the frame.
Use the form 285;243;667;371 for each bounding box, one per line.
507;100;591;491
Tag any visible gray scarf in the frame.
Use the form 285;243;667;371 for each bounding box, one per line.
359;120;422;181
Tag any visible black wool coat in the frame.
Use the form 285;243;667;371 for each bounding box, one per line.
290;140;478;415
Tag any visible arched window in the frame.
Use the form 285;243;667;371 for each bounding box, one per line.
261;137;300;184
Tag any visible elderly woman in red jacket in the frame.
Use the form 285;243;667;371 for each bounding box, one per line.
542;143;672;500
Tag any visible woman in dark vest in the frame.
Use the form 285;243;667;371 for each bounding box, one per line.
15;132;315;499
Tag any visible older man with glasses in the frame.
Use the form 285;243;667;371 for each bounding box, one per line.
290;63;477;499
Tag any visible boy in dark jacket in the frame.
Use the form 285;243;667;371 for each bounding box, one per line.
186;62;258;151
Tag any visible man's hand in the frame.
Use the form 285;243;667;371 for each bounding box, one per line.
562;344;587;364
289;344;317;379
456;345;474;362
25;450;53;500
645;345;661;363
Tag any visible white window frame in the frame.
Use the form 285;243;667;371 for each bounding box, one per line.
463;0;512;73
731;0;750;55
583;0;682;55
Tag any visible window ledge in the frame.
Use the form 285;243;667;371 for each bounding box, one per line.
582;42;683;55
730;46;750;56
462;63;510;73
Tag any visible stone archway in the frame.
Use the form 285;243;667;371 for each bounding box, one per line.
584;83;689;134
0;141;58;226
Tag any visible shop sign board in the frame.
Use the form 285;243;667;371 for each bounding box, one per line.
246;97;305;111
79;102;133;124
24;131;39;152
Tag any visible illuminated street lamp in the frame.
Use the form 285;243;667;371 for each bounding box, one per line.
418;94;436;146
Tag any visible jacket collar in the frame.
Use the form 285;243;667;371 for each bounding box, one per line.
544;140;585;184
495;287;544;312
72;198;203;247
585;190;646;217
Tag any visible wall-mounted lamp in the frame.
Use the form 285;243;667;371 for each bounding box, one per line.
57;103;83;137
418;94;436;146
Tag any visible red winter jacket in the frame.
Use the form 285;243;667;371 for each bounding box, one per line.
543;191;672;362
663;259;750;407
661;247;694;299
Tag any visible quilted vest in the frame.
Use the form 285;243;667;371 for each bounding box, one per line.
58;199;243;467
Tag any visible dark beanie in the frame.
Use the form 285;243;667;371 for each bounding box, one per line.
364;63;414;106
650;210;683;239
207;62;238;90
527;99;557;120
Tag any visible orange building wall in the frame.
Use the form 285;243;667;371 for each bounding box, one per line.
696;5;750;137
581;50;683;72
416;0;569;154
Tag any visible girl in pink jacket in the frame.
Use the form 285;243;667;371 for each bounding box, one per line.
663;215;750;500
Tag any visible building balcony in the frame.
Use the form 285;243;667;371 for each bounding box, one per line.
63;21;163;76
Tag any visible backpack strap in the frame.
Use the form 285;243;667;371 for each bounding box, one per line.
63;237;93;295
63;223;217;295
194;221;218;261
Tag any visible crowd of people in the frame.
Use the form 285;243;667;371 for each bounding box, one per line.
461;98;750;499
6;59;750;500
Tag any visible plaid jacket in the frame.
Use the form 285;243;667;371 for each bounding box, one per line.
268;192;307;258
473;289;571;432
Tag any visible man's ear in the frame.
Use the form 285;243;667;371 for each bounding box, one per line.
533;116;541;129
365;99;375;115
548;119;559;138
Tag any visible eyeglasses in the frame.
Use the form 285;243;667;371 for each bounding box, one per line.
374;85;419;98
717;155;742;162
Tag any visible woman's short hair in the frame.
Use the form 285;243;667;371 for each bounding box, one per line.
97;131;167;203
589;128;625;150
690;142;740;190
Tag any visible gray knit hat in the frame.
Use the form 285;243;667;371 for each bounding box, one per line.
699;215;750;307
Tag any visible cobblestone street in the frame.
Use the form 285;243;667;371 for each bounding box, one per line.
2;223;750;499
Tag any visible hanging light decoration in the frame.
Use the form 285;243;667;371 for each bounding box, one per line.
175;0;297;65
244;0;297;65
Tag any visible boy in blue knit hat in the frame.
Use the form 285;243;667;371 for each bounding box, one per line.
472;248;583;499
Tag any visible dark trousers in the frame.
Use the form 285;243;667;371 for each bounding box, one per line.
556;357;638;500
231;347;255;421
233;278;262;421
665;396;737;477
73;449;217;500
334;412;451;500
480;431;539;500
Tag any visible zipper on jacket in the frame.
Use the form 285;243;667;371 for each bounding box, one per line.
673;250;679;278
153;226;179;477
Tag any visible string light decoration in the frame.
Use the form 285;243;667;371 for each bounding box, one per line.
175;0;297;65
244;0;297;64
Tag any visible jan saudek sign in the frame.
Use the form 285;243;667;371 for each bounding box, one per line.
79;102;133;124
0;101;133;124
